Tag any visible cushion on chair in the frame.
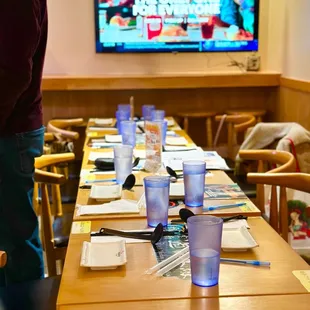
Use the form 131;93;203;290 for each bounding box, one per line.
53;213;72;249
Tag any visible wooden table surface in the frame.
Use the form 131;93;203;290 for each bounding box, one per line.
58;294;310;310
57;217;310;307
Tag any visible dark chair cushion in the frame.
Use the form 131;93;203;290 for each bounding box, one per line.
53;213;72;249
0;276;60;310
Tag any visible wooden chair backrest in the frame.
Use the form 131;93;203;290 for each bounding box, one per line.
246;173;310;242
47;118;84;141
34;153;74;276
215;115;256;160
0;251;7;268
239;150;296;236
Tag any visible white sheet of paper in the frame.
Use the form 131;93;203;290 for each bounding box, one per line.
164;146;197;152
91;235;148;244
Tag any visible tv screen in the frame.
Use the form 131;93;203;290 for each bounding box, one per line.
95;0;259;53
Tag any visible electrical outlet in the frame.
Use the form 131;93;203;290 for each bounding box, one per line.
246;55;261;71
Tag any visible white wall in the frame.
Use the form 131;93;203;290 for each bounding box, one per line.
44;0;279;76
282;0;310;81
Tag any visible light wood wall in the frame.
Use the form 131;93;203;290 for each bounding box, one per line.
276;78;310;130
42;85;278;146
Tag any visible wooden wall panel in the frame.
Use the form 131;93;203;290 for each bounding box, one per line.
276;78;310;130
42;87;278;146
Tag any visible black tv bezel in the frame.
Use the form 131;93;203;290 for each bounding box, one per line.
94;0;260;54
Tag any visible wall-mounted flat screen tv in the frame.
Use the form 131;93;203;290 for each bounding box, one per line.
95;0;259;53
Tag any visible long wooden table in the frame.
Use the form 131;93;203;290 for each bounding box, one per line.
58;295;310;310
57;117;310;309
57;217;310;307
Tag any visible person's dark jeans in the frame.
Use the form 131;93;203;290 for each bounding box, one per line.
0;126;45;286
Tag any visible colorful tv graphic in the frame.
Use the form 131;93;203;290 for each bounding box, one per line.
95;0;259;52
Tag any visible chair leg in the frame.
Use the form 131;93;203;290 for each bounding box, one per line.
184;117;189;133
206;117;213;148
270;185;279;232
280;186;288;242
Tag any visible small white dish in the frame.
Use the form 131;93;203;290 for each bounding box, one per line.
169;182;185;198
222;226;258;252
90;184;122;201
166;137;188;146
166;119;175;127
95;118;113;126
80;240;127;270
105;134;122;143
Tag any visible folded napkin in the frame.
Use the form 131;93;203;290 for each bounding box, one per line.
76;199;139;216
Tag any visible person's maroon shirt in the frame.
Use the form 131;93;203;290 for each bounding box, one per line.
0;0;47;135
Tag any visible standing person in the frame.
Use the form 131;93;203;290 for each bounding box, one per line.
0;0;48;285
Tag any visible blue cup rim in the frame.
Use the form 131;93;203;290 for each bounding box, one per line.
187;215;223;226
183;160;206;167
144;176;170;187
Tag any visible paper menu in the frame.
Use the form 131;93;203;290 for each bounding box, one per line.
144;121;162;173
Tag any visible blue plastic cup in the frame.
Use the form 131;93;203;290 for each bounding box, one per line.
187;215;223;287
121;121;136;147
118;104;131;114
144;176;170;227
154;120;168;146
151;110;165;121
113;145;133;184
116;110;130;134
142;105;155;121
183;160;206;207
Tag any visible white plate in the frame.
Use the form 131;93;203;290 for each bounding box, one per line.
170;182;185;198
166;119;175;127
222;226;258;252
80;240;127;270
95;118;113;126
105;134;122;143
90;184;122;201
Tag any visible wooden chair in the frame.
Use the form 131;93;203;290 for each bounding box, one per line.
214;114;256;160
239;150;296;231
246;173;310;242
47;118;84;141
225;109;267;123
34;153;75;276
0;251;7;268
177;112;217;148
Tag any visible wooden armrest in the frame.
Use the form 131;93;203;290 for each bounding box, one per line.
49;118;84;128
0;251;7;268
215;115;256;132
35;153;75;169
34;169;66;185
247;173;310;193
234;116;256;132
44;132;55;142
239;150;296;173
47;123;79;140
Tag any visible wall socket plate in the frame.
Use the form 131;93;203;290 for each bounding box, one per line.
246;55;261;71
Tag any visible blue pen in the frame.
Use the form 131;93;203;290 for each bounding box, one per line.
85;178;116;184
203;202;246;212
220;258;270;267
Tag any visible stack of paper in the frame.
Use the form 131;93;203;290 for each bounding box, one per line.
165;136;188;146
204;151;230;170
76;199;139;216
